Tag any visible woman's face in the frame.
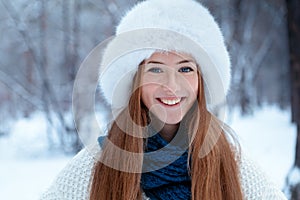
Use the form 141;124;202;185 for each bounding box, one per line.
141;51;199;125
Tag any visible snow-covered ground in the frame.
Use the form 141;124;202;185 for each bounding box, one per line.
0;113;73;200
228;106;296;189
0;106;296;199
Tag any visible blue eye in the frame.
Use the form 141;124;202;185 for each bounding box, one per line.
179;67;194;73
148;67;163;73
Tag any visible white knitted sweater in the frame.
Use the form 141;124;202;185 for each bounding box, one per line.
40;148;287;200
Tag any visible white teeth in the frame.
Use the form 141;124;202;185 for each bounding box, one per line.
160;98;181;105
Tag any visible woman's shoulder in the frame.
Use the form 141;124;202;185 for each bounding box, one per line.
238;151;287;200
39;147;99;200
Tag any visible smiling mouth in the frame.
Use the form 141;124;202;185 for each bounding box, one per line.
157;97;182;106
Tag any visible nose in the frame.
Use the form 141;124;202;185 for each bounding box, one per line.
162;70;180;93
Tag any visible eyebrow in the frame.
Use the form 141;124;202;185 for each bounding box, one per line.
146;59;195;65
177;59;195;64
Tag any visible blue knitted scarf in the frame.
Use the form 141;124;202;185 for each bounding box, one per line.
141;127;191;200
97;127;191;200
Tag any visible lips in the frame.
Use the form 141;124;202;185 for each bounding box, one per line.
157;97;182;106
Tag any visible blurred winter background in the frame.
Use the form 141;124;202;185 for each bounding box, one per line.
0;0;299;199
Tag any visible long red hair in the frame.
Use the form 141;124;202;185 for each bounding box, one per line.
90;65;243;199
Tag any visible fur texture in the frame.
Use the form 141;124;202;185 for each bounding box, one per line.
99;0;231;111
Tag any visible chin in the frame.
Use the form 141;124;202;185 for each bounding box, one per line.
150;111;184;126
164;117;183;125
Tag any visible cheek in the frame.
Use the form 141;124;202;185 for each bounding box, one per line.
186;75;199;97
191;80;198;96
141;85;156;109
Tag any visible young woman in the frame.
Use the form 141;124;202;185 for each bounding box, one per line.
41;0;287;199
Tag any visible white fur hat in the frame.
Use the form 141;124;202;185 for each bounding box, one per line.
99;0;230;112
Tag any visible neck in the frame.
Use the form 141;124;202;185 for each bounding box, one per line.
149;114;180;142
159;123;179;142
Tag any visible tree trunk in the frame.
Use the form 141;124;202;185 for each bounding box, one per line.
286;1;300;197
286;0;300;167
70;0;82;152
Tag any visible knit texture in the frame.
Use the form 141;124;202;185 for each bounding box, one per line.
141;133;191;199
40;146;287;200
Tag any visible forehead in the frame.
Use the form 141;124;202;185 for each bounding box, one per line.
144;51;196;65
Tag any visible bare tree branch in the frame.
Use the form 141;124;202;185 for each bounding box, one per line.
0;69;44;110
